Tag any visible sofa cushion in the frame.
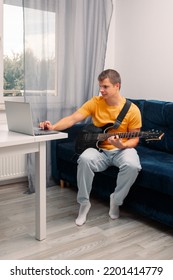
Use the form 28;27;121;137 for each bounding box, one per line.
56;140;173;197
141;100;173;153
136;145;173;196
57;142;78;162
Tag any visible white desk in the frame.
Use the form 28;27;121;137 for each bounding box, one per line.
0;127;68;241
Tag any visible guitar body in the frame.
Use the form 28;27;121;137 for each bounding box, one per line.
75;123;114;154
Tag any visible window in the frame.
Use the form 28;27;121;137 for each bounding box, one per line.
0;0;56;104
3;2;24;99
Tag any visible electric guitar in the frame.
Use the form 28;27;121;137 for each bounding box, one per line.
75;123;164;154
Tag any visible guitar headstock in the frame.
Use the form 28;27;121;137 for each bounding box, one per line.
144;130;165;141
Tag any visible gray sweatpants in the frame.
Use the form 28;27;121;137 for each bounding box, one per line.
77;147;141;206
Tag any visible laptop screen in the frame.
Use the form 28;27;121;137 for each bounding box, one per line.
5;101;35;135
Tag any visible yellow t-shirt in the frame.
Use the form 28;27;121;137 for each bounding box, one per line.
77;96;142;150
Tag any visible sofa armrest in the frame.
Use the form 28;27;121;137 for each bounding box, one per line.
62;123;85;142
51;123;85;182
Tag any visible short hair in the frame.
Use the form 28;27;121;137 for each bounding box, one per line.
98;69;121;88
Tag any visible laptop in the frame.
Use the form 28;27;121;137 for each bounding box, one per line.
5;101;59;136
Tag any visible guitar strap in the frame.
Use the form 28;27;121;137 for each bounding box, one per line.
113;99;131;129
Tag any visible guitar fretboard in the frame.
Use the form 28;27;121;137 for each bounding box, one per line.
98;131;155;141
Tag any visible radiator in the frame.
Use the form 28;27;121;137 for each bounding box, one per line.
0;154;27;181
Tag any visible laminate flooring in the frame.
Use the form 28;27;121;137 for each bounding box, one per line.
0;181;173;260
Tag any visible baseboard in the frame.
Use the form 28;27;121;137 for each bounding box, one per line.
0;176;28;186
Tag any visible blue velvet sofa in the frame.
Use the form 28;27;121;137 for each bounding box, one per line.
51;99;173;227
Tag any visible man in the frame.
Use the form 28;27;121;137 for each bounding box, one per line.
40;69;142;226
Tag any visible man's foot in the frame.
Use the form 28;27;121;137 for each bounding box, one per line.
75;202;91;226
109;193;119;219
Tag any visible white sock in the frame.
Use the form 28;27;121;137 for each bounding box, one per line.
75;202;91;226
109;193;119;220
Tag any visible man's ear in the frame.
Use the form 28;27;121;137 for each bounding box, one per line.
115;82;120;90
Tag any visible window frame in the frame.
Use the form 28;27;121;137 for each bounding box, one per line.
0;0;3;108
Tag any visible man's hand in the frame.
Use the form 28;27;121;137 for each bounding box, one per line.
108;135;127;149
39;121;54;130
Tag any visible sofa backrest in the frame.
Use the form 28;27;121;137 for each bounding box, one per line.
130;99;173;153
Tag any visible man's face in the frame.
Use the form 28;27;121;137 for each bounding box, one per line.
99;78;119;100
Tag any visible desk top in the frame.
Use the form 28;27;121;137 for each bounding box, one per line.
0;125;68;148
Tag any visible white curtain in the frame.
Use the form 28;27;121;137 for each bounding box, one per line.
23;0;113;192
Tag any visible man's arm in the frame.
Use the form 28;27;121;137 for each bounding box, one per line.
39;111;86;131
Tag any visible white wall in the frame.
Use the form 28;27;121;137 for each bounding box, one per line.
105;0;173;101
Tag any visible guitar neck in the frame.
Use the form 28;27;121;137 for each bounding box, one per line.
98;131;147;141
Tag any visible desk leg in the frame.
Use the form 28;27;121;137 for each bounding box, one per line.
35;141;46;241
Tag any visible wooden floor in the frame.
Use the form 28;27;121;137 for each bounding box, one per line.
0;181;173;260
